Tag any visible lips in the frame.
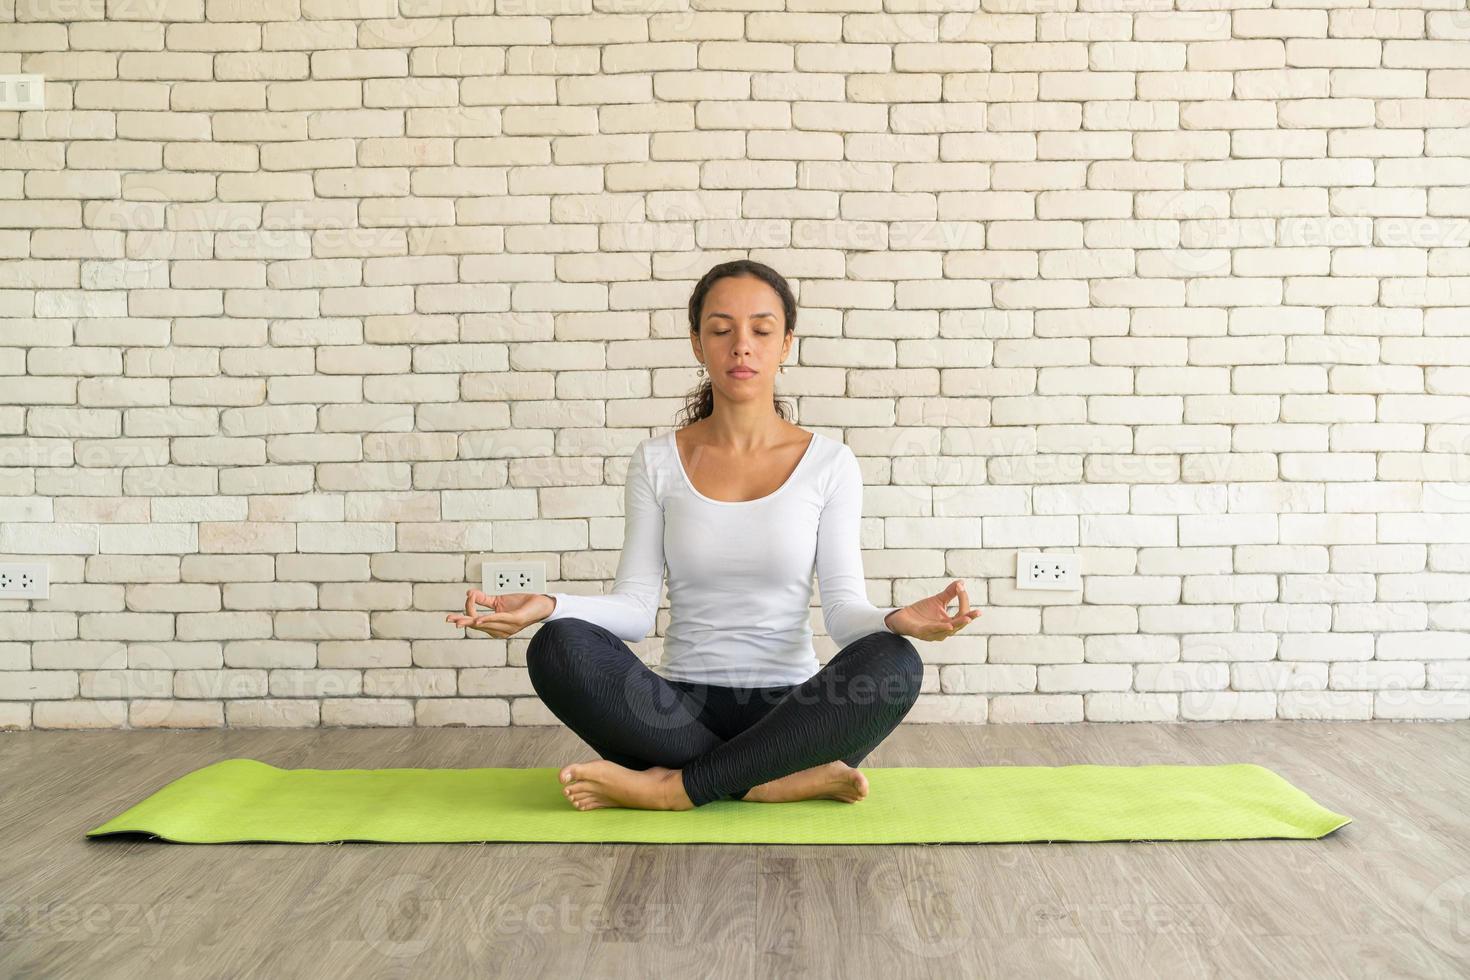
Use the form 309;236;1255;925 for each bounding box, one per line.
729;367;756;377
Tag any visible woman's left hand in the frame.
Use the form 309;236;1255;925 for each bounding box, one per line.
884;579;980;641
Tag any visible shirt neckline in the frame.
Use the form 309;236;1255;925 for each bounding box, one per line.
668;429;820;506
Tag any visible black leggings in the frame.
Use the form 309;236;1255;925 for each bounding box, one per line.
525;617;924;807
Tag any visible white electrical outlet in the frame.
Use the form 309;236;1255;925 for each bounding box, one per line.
0;75;45;111
0;562;49;599
481;560;546;597
1016;552;1080;591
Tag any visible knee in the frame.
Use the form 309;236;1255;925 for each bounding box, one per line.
526;617;591;679
853;632;923;711
888;636;923;707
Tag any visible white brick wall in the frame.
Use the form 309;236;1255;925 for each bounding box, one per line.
2;2;1469;730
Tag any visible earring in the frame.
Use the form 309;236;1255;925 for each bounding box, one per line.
697;363;706;378
780;362;787;373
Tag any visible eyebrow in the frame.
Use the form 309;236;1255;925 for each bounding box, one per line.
704;311;778;321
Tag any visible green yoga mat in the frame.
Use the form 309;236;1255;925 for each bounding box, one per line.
85;758;1350;845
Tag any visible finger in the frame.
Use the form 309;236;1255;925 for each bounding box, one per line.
472;608;511;620
956;581;969;617
464;590;477;617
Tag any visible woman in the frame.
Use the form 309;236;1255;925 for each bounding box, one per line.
447;260;980;811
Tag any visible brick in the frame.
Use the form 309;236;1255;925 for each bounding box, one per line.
415;698;510;727
321;697;414;727
987;695;1082;723
1084;693;1178;722
226;698;320;727
905;694;987;724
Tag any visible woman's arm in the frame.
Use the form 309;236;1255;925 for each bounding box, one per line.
541;440;665;641
815;445;902;648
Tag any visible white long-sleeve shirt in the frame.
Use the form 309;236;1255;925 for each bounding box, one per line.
541;428;901;687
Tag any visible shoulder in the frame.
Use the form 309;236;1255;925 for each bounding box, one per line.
635;429;688;479
792;426;842;466
815;434;862;496
813;431;853;463
790;424;835;455
628;431;662;475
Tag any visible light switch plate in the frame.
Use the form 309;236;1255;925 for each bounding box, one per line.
0;75;45;111
0;562;49;599
481;560;546;596
1016;552;1080;591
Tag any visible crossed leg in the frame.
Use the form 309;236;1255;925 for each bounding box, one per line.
525;617;924;810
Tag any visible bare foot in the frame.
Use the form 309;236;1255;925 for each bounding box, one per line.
741;761;869;804
558;760;694;812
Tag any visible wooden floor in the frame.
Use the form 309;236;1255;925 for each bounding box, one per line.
2;720;1466;979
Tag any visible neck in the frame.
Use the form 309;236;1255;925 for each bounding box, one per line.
700;403;786;452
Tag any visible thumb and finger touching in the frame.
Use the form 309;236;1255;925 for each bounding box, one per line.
923;579;980;636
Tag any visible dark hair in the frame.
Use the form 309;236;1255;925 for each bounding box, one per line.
676;259;796;428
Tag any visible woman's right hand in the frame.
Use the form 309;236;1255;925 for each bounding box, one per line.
446;589;554;639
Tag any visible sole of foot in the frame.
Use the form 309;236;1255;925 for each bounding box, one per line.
558;760;692;811
744;761;869;804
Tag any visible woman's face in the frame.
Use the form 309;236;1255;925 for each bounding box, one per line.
693;275;791;402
